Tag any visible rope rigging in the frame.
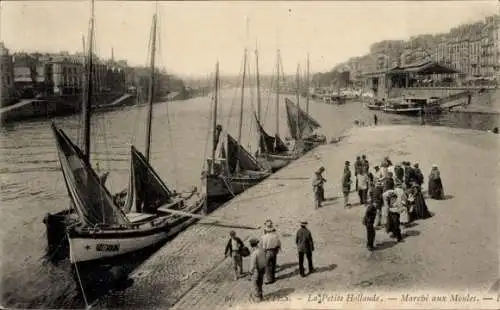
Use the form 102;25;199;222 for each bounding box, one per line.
156;9;179;189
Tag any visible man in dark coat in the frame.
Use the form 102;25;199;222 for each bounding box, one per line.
354;156;362;190
224;230;245;280
361;154;369;173
413;163;424;186
249;238;266;302
363;203;377;251
342;161;352;207
296;221;315;277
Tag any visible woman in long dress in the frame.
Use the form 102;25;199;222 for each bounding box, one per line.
409;183;432;220
428;165;445;200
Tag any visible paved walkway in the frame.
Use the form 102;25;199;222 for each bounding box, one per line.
97;125;499;309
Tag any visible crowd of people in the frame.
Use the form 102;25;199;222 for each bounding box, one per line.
222;154;446;302
340;155;445;250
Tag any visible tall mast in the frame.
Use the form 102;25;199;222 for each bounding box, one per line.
295;63;300;140
211;62;219;164
144;13;157;163
255;45;261;123
306;53;310;115
238;50;247;147
275;49;280;136
82;0;95;165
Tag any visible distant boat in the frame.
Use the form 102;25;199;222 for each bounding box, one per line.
366;99;384;110
201;62;271;204
382;97;442;116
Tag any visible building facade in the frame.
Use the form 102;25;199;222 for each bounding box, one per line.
0;42;15;106
333;13;500;85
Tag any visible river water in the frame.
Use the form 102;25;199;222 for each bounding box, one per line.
1;88;498;308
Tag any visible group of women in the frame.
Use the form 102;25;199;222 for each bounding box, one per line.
366;157;445;243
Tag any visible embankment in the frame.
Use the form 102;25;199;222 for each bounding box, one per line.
95;125;499;310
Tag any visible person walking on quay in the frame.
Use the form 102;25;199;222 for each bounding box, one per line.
403;161;418;188
428;164;445;200
312;167;327;209
249;238;266;302
373;114;378;126
372;166;385;227
224;230;245;280
413;163;424;187
361;154;369;173
363;202;377;251
342;161;352;208
296;221;315;277
357;169;369;205
261;222;281;284
383;188;405;242
354;156;362;191
383;171;395;193
394;163;404;186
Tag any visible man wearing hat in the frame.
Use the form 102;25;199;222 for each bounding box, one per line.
224;230;245;280
249;238;266;302
295;221;315;277
354;156;362;191
363;202;377;251
261;221;281;284
312;166;327;209
342;161;352;207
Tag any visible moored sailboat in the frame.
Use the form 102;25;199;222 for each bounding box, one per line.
254;49;298;172
45;10;208;265
284;62;326;153
202;61;271;204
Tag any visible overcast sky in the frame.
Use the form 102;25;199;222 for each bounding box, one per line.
1;1;497;76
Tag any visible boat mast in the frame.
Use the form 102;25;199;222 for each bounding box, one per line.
211;62;219;169
255;45;261;123
82;0;95;165
306;53;310;115
295;63;300;140
144;13;157;163
275;49;280;136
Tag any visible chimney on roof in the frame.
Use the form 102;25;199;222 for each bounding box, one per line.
111;47;114;62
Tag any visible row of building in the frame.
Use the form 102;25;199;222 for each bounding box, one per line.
0;42;170;107
334;14;499;84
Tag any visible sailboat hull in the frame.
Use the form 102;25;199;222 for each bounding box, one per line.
256;154;296;172
66;195;205;264
204;172;271;203
69;229;170;263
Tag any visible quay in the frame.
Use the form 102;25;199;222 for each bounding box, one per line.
0;92;134;124
95;125;499;309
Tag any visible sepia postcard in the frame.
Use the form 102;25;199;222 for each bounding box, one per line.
0;0;499;309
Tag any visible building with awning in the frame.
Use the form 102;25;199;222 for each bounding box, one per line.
387;60;460;89
360;60;466;99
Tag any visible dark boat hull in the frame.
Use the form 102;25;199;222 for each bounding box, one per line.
367;104;382;110
382;106;442;116
204;171;271;204
256;153;296;172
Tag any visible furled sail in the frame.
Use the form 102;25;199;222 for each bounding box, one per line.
122;146;173;214
253;112;289;154
285;98;321;140
51;123;130;227
216;132;264;174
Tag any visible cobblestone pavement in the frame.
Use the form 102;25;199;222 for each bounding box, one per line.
97;125;499;309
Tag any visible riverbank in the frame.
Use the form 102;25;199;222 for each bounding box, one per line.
0;87;209;125
95;125;499;309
